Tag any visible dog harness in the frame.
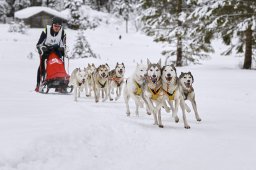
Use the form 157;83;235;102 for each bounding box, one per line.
148;87;161;100
134;81;142;96
98;81;107;88
163;89;176;101
112;76;123;87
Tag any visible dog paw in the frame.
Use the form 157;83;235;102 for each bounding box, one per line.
184;125;191;129
126;112;131;116
110;98;113;101
175;116;179;123
86;94;90;97
158;124;164;128
95;100;99;103
197;117;202;122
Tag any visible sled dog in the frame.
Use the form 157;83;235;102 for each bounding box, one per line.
123;63;147;116
68;68;88;102
109;62;125;101
161;65;190;128
143;59;165;128
86;63;96;97
93;64;110;102
179;72;201;122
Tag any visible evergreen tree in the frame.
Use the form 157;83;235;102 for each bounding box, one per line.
139;0;210;66
71;30;97;58
64;0;83;29
42;0;60;9
192;0;256;69
13;0;31;11
0;1;11;23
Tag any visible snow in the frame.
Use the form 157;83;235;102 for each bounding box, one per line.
14;7;68;20
0;15;256;170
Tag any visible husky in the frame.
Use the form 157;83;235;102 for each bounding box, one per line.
143;59;165;128
123;63;147;116
108;62;125;101
179;72;202;122
93;64;110;103
68;68;88;102
86;63;96;97
161;65;191;129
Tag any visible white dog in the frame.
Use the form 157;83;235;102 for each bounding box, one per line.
108;62;125;101
68;68;88;102
86;63;96;97
123;63;147;116
93;64;110;103
179;72;201;123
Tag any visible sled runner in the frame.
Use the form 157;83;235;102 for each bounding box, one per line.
39;52;73;94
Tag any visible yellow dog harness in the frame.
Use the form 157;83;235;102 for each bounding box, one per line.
134;81;143;96
163;89;176;101
148;87;161;100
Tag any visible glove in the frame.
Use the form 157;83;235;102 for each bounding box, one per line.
52;44;60;50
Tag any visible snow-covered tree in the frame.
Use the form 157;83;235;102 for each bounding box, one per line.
71;30;97;58
64;0;83;29
42;0;59;9
191;0;256;69
140;0;210;66
8;20;28;34
13;0;31;11
0;1;11;23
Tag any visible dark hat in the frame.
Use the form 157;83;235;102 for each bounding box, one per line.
52;17;62;25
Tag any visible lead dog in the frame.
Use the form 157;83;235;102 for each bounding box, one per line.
68;68;88;102
108;62;125;101
93;64;110;102
123;63;147;116
179;72;202;122
161;65;190;129
143;59;165;128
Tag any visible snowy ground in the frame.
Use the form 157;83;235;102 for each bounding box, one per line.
0;20;256;170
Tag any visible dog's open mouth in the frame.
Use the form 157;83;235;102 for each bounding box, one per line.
150;77;157;84
185;82;191;88
165;76;172;82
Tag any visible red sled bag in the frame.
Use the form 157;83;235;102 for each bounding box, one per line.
45;52;69;81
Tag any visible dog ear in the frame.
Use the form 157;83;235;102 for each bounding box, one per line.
161;66;166;74
188;72;194;83
158;59;161;67
140;59;143;64
78;68;81;72
88;63;91;67
147;58;151;65
92;63;95;67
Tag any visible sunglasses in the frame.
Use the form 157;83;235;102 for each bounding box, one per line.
53;24;61;28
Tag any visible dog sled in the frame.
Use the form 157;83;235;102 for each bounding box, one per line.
39;52;73;94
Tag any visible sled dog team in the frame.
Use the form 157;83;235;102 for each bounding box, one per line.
69;59;201;129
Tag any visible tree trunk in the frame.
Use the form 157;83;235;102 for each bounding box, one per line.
243;27;252;69
126;20;128;33
176;0;182;67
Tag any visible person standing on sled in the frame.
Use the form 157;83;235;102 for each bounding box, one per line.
35;17;66;92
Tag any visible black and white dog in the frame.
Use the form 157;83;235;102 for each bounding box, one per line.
108;62;125;101
179;72;202;122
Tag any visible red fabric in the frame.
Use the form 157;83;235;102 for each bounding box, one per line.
45;52;69;81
